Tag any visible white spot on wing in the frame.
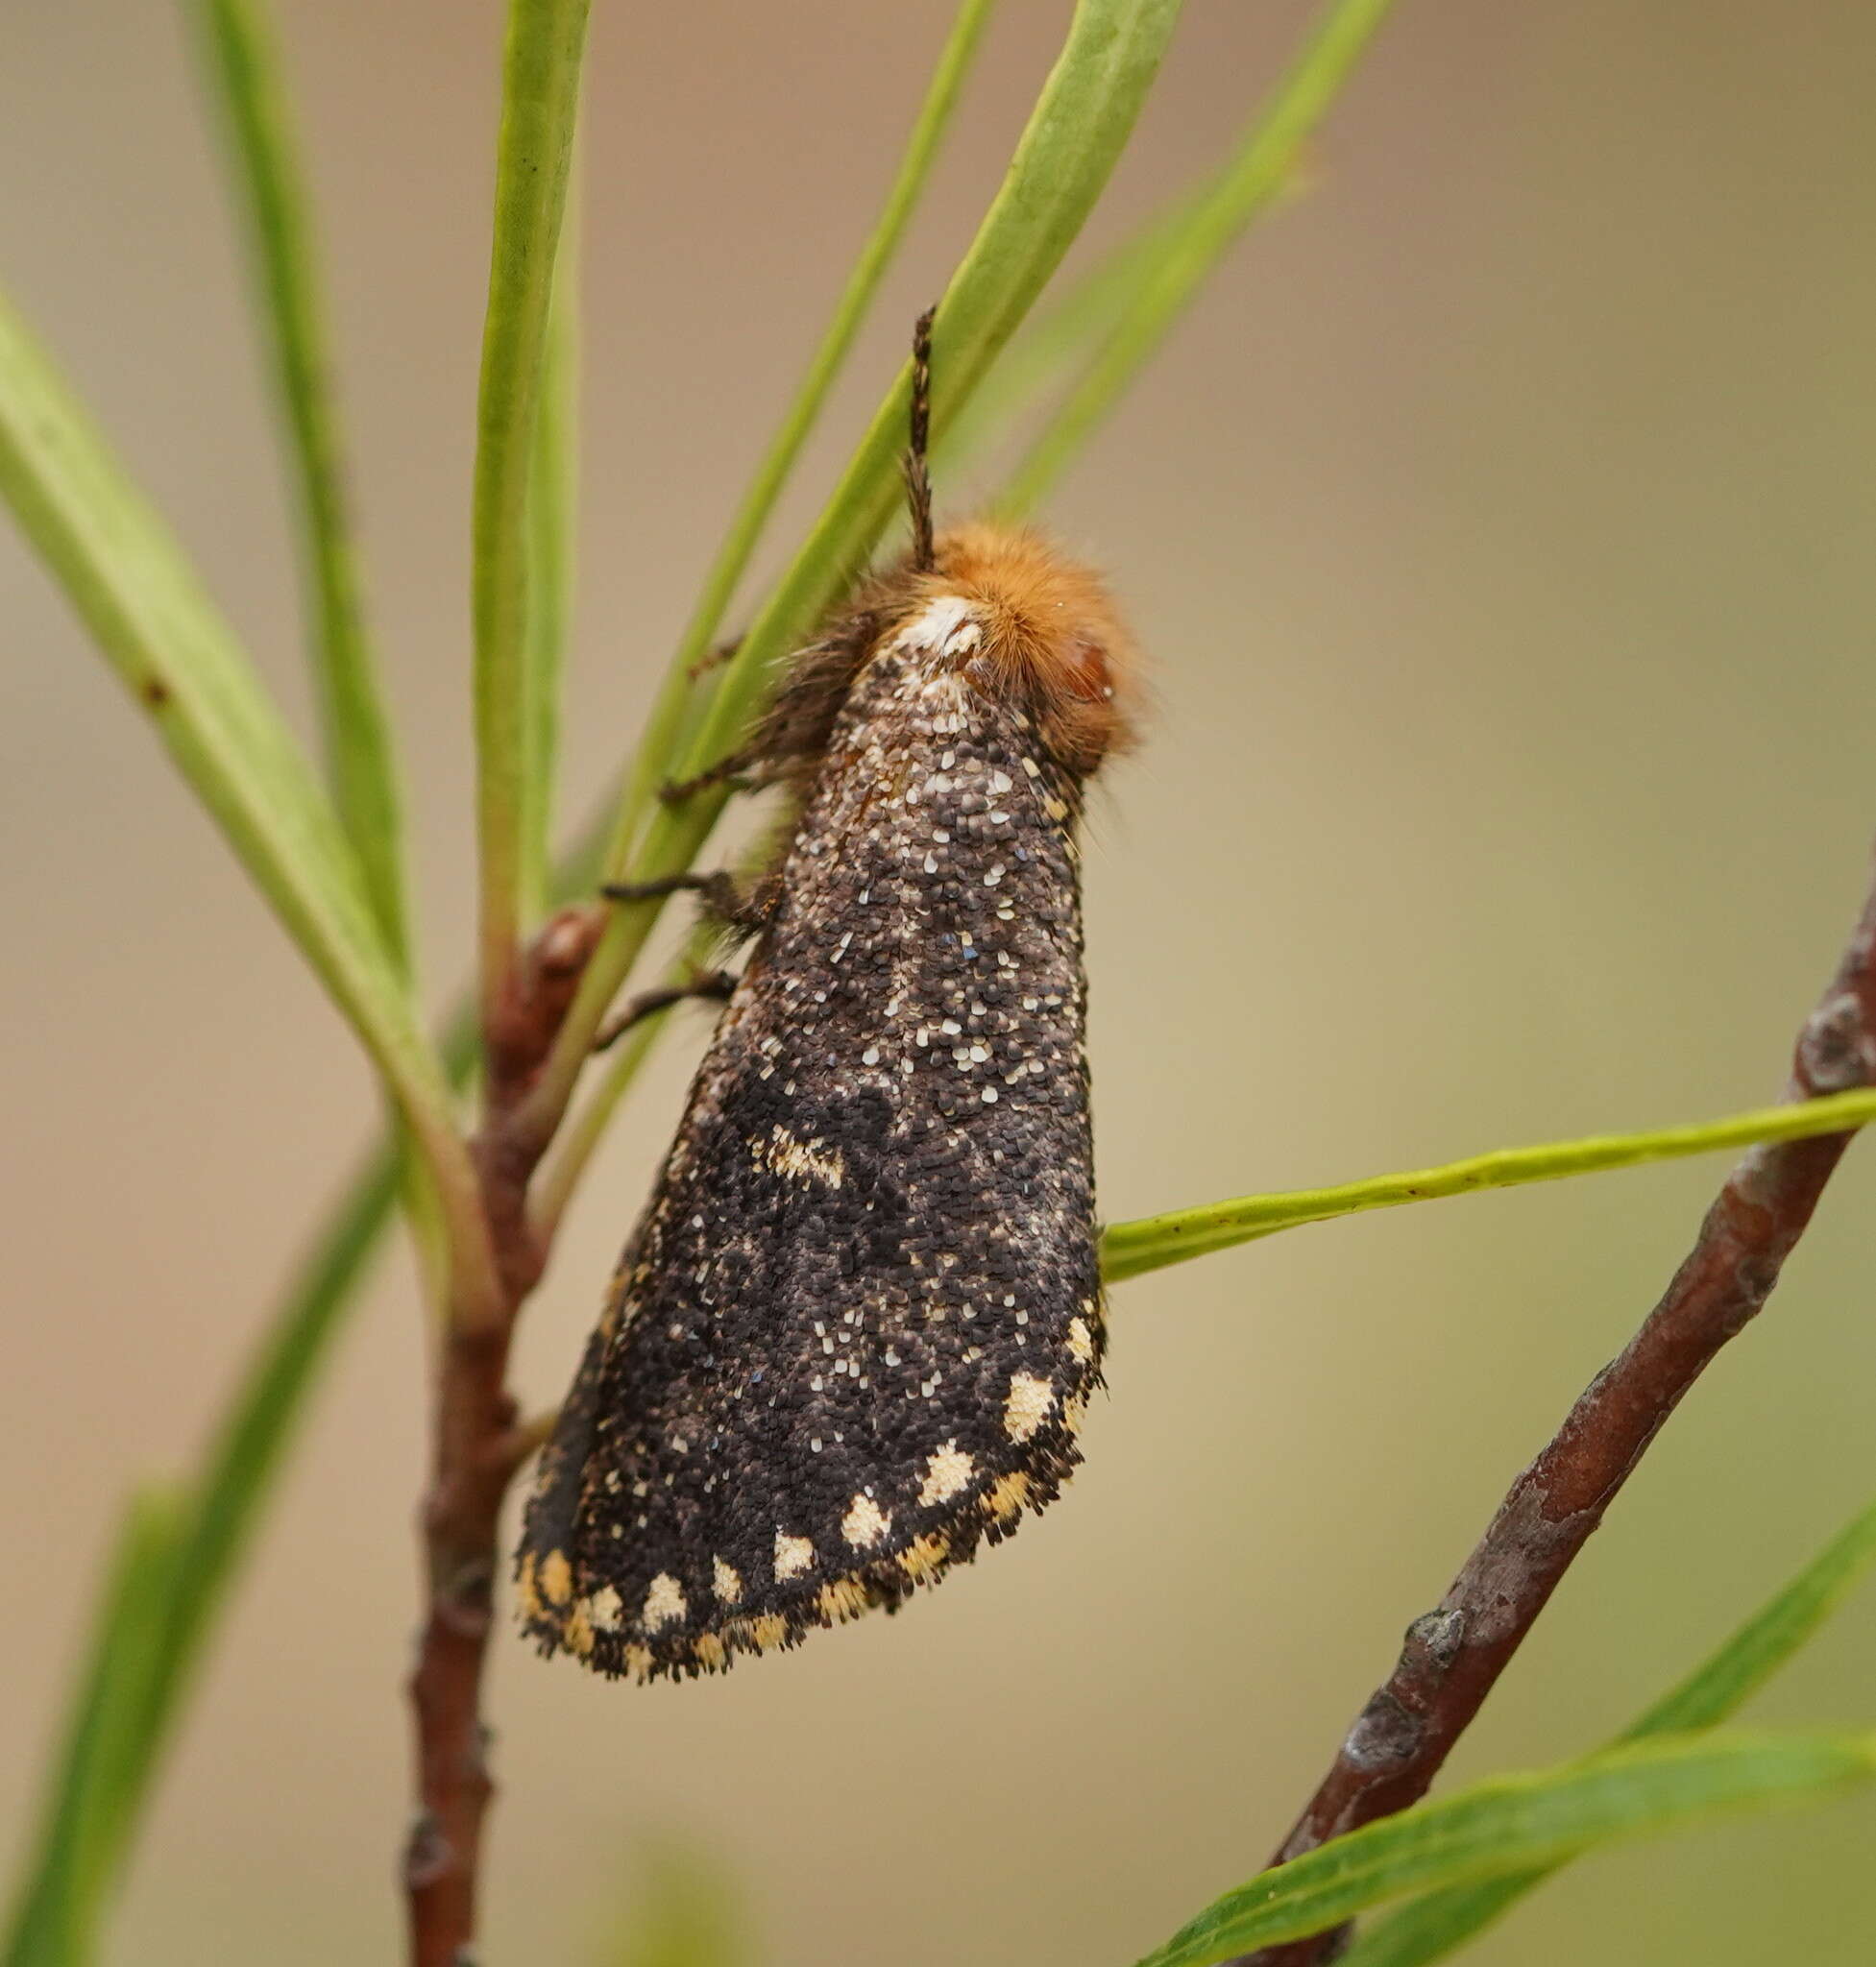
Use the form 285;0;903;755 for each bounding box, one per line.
917;1442;976;1506
1003;1372;1057;1443
841;1493;892;1549
643;1572;688;1631
756;1124;845;1188
774;1531;816;1580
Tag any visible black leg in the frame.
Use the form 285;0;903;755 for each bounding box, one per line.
658;748;756;806
685;636;741;683
593;971;738;1053
601;872;730;907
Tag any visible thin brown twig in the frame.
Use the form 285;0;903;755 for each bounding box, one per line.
404;911;598;1967
1229;859;1876;1967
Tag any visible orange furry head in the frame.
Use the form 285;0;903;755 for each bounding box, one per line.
750;520;1141;807
916;522;1140;777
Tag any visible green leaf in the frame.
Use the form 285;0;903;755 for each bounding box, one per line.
519;234;578;927
186;0;412;973
610;0;1000;874
931;180;1211;485
1000;0;1397;516
0;1008;492;1966
519;0;1190;1144
3;1490;184;1967
0;1137;418;1966
674;0;1185;793
1133;1731;1876;1967
0;286;494;1302
473;0;592;1004
1339;1496;1876;1967
1098;1085;1876;1283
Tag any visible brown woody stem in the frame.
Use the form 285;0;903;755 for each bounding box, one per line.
403;913;597;1966
1233;862;1876;1967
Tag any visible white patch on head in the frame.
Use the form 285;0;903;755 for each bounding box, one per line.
1066;1316;1094;1363
1003;1372;1057;1443
712;1558;743;1605
896;595;984;663
583;1585;624;1633
643;1572;688;1631
774;1531;816;1580
841;1493;892;1549
917;1441;976;1507
757;1124;845;1188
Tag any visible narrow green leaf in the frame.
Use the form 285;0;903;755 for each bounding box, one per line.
520;0;1189;1145
1341;1496;1876;1967
129;1148;408;1754
473;0;592;1009
611;0;1000;872
3;1491;183;1967
1134;1732;1876;1967
931;181;1211;484
672;0;1185;797
0;287;493;1302
1000;0;1397;516
0;783;617;1966
1098;1085;1876;1283
0;1001;491;1961
186;0;412;973
519;236;578;927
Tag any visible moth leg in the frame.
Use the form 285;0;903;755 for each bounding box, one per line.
602;869;781;941
685;635;740;683
593;969;738;1053
719;871;782;939
658;747;759;806
603;870;741;913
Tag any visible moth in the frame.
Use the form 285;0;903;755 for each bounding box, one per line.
517;319;1139;1679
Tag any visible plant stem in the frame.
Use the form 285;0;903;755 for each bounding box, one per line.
405;1304;523;1966
403;905;598;1966
1229;862;1876;1967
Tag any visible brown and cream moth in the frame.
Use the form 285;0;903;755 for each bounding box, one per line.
516;327;1140;1681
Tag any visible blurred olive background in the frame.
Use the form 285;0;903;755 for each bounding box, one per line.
5;3;1876;1962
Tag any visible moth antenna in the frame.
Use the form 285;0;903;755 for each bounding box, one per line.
903;304;938;574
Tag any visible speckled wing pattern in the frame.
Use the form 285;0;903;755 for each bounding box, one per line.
518;608;1106;1679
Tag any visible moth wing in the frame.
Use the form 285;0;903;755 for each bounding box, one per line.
518;1017;1104;1679
520;651;1105;1681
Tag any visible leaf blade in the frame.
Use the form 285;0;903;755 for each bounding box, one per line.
1133;1732;1876;1967
0;286;491;1299
186;0;412;972
609;0;1001;873
473;0;593;1009
1098;1085;1876;1283
520;0;1190;1143
519;238;578;927
1000;0;1397;516
2;1490;184;1967
1339;1496;1876;1967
